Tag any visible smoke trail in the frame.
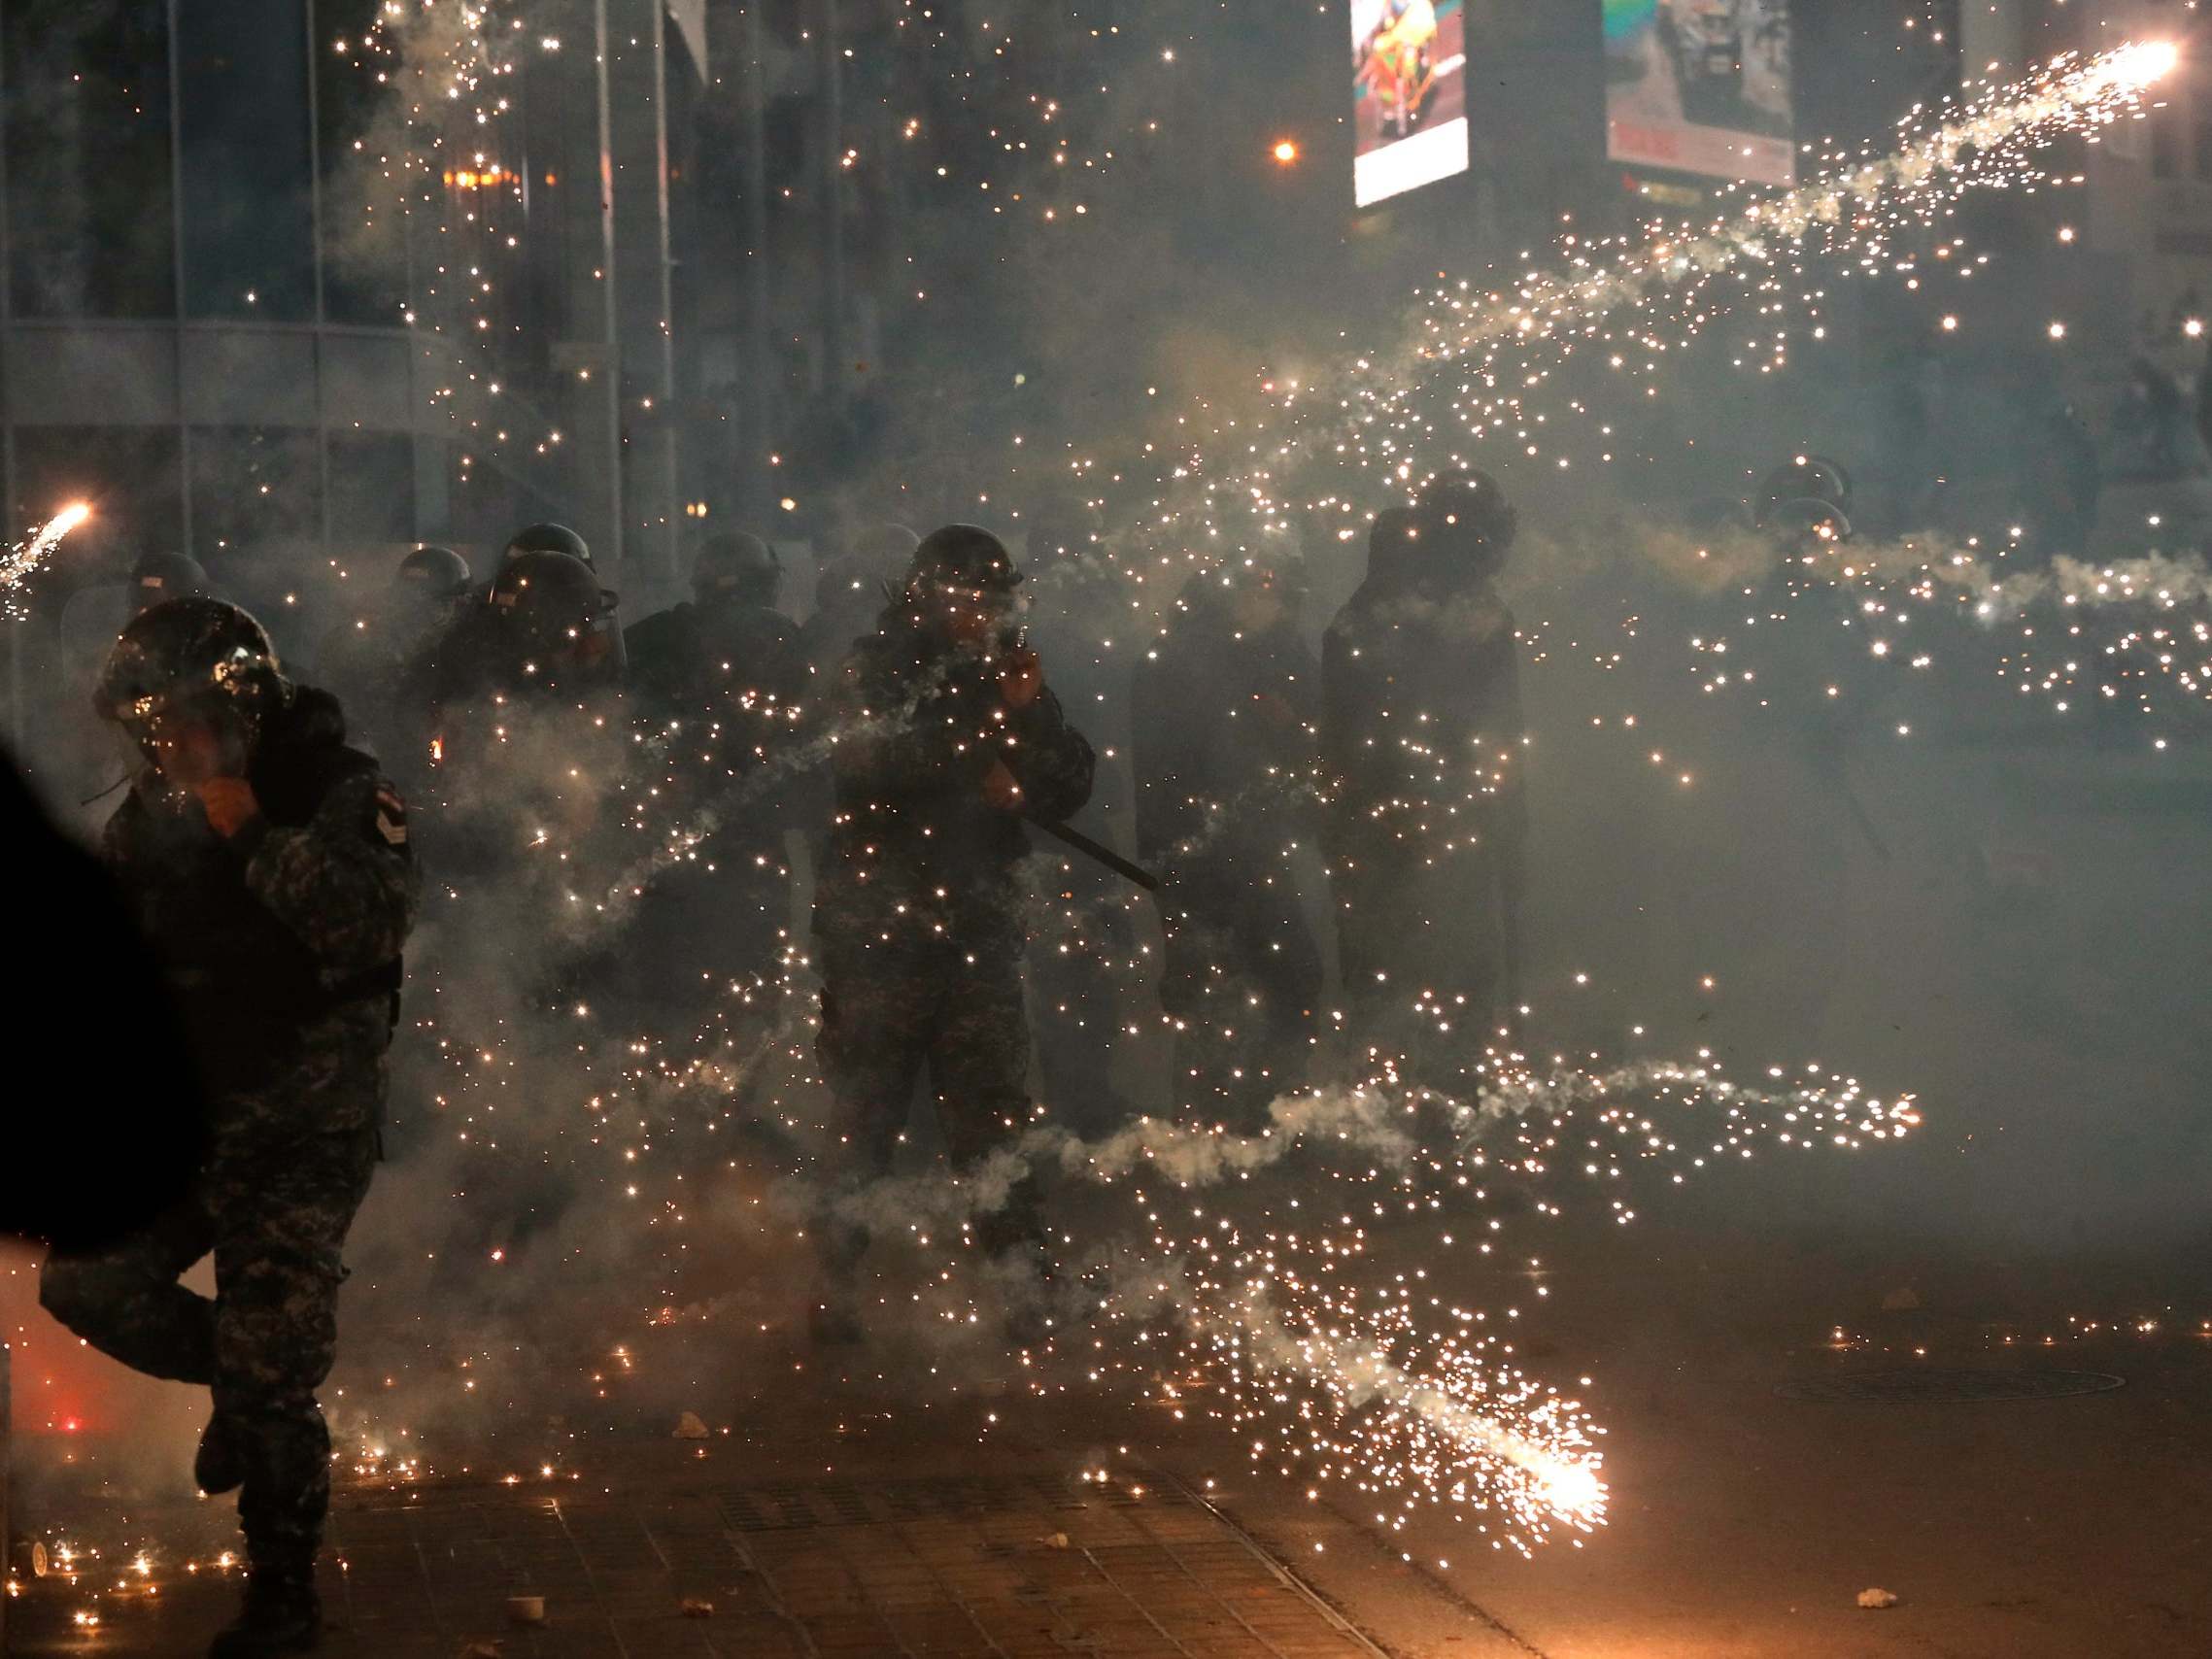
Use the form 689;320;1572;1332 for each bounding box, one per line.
810;1059;1916;1242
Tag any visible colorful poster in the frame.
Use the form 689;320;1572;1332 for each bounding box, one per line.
1605;0;1794;186
1351;0;1471;208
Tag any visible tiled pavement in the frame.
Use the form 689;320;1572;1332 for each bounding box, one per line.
7;1471;1384;1657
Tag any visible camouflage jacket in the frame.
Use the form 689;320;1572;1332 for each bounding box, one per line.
814;611;1095;956
103;686;420;1133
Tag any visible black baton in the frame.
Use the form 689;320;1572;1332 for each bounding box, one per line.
1034;818;1162;893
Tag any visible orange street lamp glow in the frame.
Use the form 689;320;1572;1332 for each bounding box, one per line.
1272;139;1300;166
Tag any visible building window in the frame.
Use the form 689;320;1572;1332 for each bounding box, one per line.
2;0;176;319
176;0;316;321
326;430;419;544
318;0;412;327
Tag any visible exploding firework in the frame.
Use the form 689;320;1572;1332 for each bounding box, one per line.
1;502;91;615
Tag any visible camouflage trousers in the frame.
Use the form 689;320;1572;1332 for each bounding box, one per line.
40;1127;377;1575
814;931;1043;1270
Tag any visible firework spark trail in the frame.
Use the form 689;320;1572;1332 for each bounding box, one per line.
1128;39;2178;556
1231;1287;1608;1539
814;1061;1917;1239
2;503;91;614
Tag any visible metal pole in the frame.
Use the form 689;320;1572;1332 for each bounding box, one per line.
737;0;772;521
817;0;845;418
592;0;626;563
167;0;194;559
305;0;334;563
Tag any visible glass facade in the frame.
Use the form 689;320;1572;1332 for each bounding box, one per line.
0;0;435;572
318;0;410;327
176;0;317;320
3;0;176;318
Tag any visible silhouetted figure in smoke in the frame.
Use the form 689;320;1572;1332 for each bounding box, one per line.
314;545;472;759
398;547;627;882
809;525;1095;1345
798;522;920;686
40;599;417;1659
2025;400;2103;556
1022;511;1140;1137
620;530;807;1013
395;522;596;747
1133;558;1324;1129
2112;355;2194;482
1323;476;1527;1060
0;745;209;1250
626;530;804;715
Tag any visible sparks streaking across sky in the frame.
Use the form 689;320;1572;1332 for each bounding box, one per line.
1118;38;2180;560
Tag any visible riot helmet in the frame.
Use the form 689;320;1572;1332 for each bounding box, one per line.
396;544;473;602
95;597;289;780
502;522;593;571
128;552;213;618
489;549;624;685
691;531;781;606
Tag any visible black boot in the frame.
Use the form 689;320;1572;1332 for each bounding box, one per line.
207;1565;322;1657
194;1411;246;1496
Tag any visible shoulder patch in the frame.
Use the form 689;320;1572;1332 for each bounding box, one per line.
374;786;409;846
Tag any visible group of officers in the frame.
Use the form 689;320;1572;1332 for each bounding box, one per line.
19;468;1534;1656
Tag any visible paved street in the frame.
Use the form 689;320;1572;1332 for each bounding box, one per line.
8;1232;2209;1659
5;1450;1383;1657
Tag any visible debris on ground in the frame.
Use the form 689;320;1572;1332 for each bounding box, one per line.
673;1411;711;1439
505;1594;546;1626
680;1596;715;1618
1856;1587;1900;1609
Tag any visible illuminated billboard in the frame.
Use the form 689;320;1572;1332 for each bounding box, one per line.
1351;0;1470;208
1604;0;1794;186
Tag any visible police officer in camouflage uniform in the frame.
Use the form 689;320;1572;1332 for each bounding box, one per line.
810;525;1095;1343
40;597;419;1657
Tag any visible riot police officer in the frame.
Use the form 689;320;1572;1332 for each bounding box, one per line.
41;597;418;1657
624;529;802;718
810;525;1096;1343
315;545;471;756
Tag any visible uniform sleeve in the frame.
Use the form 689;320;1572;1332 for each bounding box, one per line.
828;654;990;799
238;768;420;976
1004;684;1096;825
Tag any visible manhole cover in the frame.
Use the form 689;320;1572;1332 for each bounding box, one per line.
1778;1369;2126;1404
